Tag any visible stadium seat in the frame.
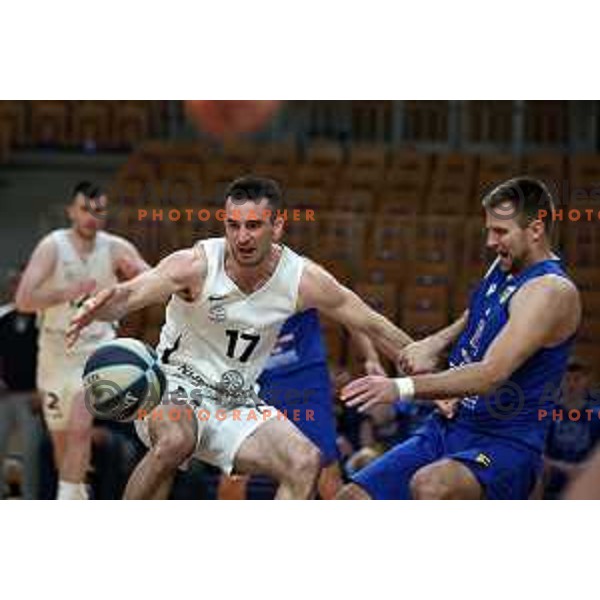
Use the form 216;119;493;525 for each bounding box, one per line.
71;102;112;149
31;101;69;147
257;139;298;165
305;139;344;167
331;189;375;213
358;258;404;287
253;163;290;187
524;101;568;147
317;211;366;264
402;281;450;316
367;216;416;265
221;139;261;166
404;101;449;144
112;103;150;149
379;152;431;214
401;307;448;339
568;154;600;212
522;154;565;202
285;187;330;212
348;143;387;169
564;222;600;269
477;154;522;201
292;164;337;191
427;154;476;215
463;101;513;147
0;101;27;146
354;282;399;322
337;165;383;191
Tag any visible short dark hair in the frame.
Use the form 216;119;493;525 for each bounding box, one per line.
224;176;284;213
482;176;556;235
71;181;104;202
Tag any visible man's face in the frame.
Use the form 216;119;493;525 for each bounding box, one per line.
564;368;590;400
485;203;535;273
223;197;283;267
67;193;107;239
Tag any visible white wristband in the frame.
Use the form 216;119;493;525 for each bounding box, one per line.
394;377;415;401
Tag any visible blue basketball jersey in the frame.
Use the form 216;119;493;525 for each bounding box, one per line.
449;257;575;452
258;308;338;464
260;308;327;376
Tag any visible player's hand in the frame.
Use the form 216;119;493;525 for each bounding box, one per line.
434;398;460;419
340;375;399;413
66;287;117;348
397;340;441;375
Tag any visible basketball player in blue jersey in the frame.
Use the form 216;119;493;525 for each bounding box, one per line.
338;176;581;500
218;309;385;499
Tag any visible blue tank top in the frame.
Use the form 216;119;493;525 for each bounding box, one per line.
260;308;327;378
449;257;575;452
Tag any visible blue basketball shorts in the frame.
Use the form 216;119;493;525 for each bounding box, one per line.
259;365;338;465
352;414;542;500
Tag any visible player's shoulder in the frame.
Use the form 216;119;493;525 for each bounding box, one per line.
34;229;64;254
521;272;579;300
162;246;207;278
298;258;337;291
513;273;580;322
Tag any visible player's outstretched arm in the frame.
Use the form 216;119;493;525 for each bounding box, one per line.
66;247;206;347
341;275;581;412
398;311;468;375
298;260;413;363
15;235;97;313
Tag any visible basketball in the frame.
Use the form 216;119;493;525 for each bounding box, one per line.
184;100;281;139
82;338;167;422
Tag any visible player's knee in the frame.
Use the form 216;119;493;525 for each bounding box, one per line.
151;425;195;470
288;441;321;484
410;464;455;500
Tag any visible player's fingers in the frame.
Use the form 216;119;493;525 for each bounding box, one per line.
344;389;375;407
65;327;79;348
340;380;363;400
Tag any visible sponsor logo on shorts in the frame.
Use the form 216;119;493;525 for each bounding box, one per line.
475;453;492;468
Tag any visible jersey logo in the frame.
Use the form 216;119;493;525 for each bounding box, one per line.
208;304;226;322
499;285;517;305
208;295;227;322
475;453;492;468
485;283;498;297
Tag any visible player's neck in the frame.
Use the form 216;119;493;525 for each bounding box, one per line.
226;244;281;294
68;228;96;255
512;244;555;275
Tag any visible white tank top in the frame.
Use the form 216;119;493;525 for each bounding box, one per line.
38;229;117;353
156;237;305;399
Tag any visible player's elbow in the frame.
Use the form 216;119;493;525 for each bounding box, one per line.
15;289;35;313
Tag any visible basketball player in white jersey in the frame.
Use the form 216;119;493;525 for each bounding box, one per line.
16;182;149;499
67;176;413;499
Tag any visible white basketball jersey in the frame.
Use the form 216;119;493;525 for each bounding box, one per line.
156;237;305;394
38;229;117;353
